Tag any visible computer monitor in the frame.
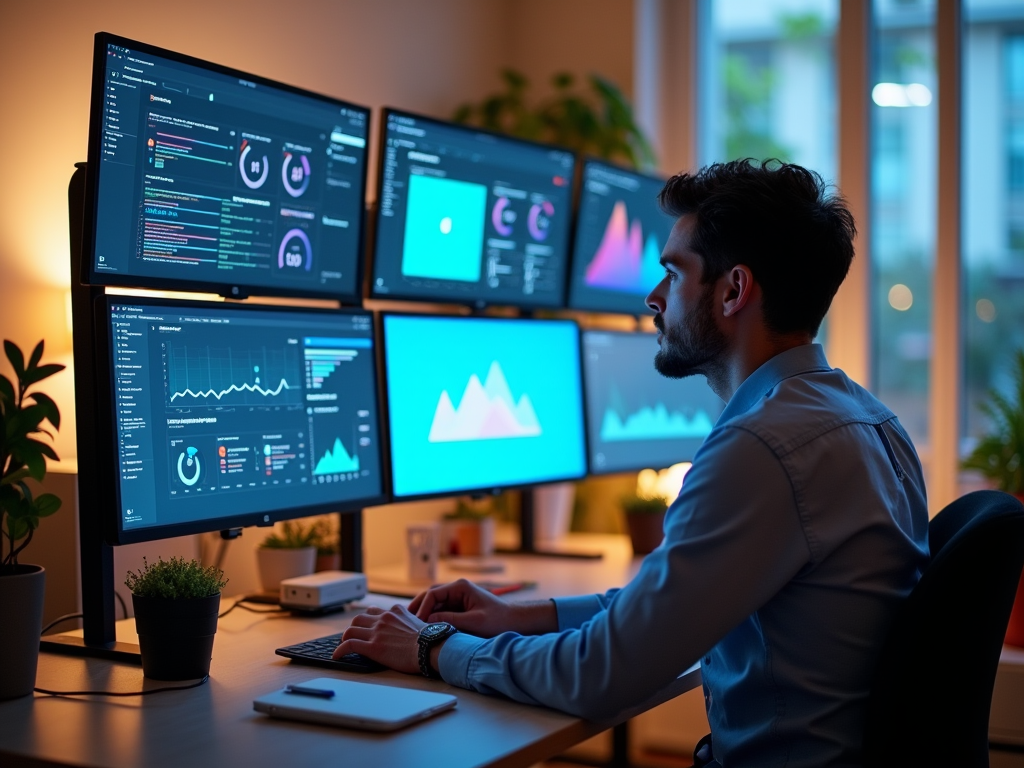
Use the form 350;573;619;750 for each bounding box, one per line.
382;313;587;499
567;160;675;315
581;330;723;475
371;109;576;309
98;297;386;544
84;33;370;301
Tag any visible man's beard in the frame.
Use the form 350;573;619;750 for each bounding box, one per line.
653;284;728;379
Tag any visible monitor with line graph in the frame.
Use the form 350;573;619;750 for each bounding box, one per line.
83;32;370;301
98;296;386;544
581;330;723;475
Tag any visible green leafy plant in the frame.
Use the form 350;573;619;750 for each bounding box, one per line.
125;556;227;599
311;518;338;556
1;340;64;568
621;494;669;516
453;69;656;170
260;519;321;549
962;349;1024;495
446;498;493;521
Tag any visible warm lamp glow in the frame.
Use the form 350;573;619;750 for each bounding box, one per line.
637;462;691;504
975;298;996;323
888;284;913;311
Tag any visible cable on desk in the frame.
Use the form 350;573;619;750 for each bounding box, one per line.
218;599;289;619
34;675;210;698
40;612;85;636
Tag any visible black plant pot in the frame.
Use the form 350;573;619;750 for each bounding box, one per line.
132;592;220;680
0;564;45;699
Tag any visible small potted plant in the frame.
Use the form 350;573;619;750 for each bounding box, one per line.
0;340;64;699
312;518;341;572
621;494;668;556
257;519;318;592
442;499;496;557
962;348;1024;646
125;556;227;680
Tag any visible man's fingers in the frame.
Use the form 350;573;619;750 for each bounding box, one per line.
364;605;385;615
349;612;381;628
408;590;428;613
341;625;373;642
333;637;373;660
426;610;460;625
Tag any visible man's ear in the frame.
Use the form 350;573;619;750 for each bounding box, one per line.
721;265;756;318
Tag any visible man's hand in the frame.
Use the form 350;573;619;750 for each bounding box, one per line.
409;578;558;638
333;605;424;675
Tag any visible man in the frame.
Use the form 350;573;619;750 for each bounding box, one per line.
335;160;929;767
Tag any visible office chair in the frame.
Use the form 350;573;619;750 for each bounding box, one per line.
862;490;1024;768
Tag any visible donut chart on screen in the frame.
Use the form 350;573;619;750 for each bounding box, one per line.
239;140;269;189
282;152;311;197
278;228;313;271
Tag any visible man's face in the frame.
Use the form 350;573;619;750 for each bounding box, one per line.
645;215;728;379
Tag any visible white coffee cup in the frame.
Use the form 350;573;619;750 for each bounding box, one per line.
407;522;440;583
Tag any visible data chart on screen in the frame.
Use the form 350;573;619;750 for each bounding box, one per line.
88;36;369;300
568;161;675;315
372;110;576;309
383;314;586;498
106;299;383;538
582;330;723;474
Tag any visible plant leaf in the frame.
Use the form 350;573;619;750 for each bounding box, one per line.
22;363;66;386
27;392;60;430
0;374;13;404
0;466;30;487
4;340;25;380
27;340;44;371
26;437;59;462
34;493;61;517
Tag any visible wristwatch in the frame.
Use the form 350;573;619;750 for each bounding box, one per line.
417;622;458;679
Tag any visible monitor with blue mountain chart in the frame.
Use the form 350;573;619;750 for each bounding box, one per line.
582;330;723;474
383;314;587;498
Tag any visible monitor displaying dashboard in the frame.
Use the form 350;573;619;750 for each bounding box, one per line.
101;297;386;544
85;33;370;301
581;330;723;475
371;109;576;309
382;314;587;499
568;160;675;315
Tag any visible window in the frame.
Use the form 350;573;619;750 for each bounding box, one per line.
870;0;937;446
962;2;1024;449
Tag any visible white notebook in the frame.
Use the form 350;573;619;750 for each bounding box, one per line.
253;677;457;732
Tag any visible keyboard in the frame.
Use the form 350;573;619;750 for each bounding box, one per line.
276;633;385;673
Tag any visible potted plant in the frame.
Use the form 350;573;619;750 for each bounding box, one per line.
312;518;341;572
125;556;227;680
621;494;668;556
0;340;64;699
442;499;496;558
453;69;656;170
962;348;1024;646
257;519;318;592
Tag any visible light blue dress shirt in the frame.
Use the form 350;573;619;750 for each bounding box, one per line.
439;344;929;767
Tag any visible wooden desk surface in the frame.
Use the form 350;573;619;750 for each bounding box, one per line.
0;534;700;768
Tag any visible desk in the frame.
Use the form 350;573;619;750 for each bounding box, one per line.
0;535;701;768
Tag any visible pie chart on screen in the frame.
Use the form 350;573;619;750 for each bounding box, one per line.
528;200;554;241
239;140;269;189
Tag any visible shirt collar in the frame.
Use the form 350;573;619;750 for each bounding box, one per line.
716;343;832;425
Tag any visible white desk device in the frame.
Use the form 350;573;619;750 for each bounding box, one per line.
279;571;367;612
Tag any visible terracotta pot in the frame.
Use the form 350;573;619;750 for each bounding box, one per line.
0;565;45;699
626;512;666;556
256;547;316;593
445;518;495;557
316;552;341;572
1006;494;1024;648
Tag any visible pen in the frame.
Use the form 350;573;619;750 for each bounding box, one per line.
285;684;335;698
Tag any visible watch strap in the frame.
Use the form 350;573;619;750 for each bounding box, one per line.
417;623;457;679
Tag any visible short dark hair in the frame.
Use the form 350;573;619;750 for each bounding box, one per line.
658;159;856;338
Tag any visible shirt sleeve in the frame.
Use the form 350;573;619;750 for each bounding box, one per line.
435;426;813;722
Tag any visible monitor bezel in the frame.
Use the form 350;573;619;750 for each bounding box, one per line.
95;294;390;546
580;327;717;476
566;157;671;316
82;32;372;304
369;107;578;311
378;310;590;503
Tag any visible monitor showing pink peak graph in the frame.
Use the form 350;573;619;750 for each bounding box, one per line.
568;160;674;315
584;200;665;293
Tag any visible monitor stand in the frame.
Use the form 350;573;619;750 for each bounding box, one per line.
39;163;142;664
494;488;602;560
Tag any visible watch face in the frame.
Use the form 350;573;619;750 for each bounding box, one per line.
424;622;450;640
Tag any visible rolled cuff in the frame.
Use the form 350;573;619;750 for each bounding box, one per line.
553;594;606;631
437;631;489;688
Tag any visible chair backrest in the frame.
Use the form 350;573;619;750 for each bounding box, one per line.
862;490;1024;768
